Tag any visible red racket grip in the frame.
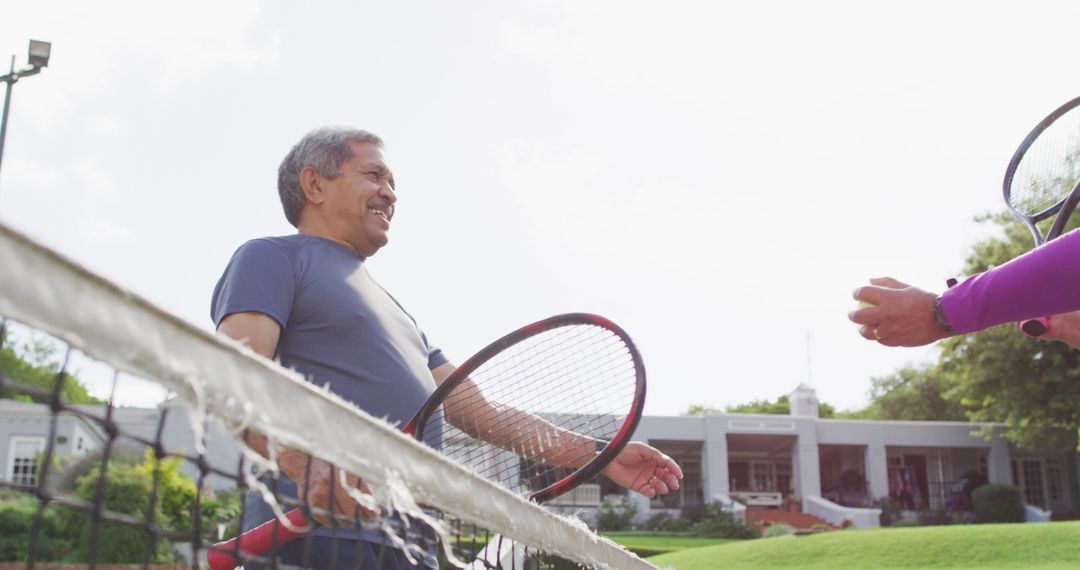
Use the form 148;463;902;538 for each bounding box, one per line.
207;507;309;570
1020;317;1050;338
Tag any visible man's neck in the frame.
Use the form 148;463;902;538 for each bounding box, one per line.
297;222;360;257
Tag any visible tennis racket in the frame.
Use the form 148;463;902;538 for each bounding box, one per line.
1003;95;1080;337
207;312;646;569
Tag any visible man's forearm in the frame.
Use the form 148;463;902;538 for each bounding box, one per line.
444;390;600;468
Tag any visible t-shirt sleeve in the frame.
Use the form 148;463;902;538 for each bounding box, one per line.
940;227;1080;333
210;239;296;329
421;330;449;370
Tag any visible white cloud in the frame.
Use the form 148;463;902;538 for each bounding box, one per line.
0;0;274;129
3;157;60;188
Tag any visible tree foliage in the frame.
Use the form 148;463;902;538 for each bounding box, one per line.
0;334;101;405
858;364;967;422
685;395;836;418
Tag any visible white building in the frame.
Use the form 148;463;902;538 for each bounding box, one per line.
580;384;1077;527
3;385;1077;528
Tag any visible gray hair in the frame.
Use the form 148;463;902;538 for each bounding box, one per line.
277;126;384;227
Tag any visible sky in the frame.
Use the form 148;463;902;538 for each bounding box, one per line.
2;0;1079;415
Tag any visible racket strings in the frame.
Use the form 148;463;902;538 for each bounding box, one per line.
448;329;636;414
418;323;639;497
433;329;633;427
1010;107;1080;217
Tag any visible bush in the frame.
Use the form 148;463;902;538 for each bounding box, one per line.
60;461;180;563
595;499;637;532
871;498;905;527
0;496;75;561
972;484;1025;524
642;512;691;532
687;503;758;539
762;523;796;538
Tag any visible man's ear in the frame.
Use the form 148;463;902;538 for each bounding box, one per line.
299;166;325;205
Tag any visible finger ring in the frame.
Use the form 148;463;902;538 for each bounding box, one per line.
873;328;881;340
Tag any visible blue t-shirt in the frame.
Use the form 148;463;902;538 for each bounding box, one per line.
212;235;447;425
211;234;447;555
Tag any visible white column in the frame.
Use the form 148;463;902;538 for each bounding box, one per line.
865;443;888;499
987;432;1012;484
795;438;821;499
704;441;729;499
703;417;729;499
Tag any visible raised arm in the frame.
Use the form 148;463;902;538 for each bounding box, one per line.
851;227;1080;347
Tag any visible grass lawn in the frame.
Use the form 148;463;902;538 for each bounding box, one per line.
648;521;1080;569
602;532;738;557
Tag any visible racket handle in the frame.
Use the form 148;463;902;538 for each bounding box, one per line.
207;507;309;570
1020;317;1050;338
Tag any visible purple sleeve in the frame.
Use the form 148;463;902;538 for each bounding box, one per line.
940;227;1080;333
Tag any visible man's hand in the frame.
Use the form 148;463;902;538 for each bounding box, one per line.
277;449;378;527
1040;311;1080;349
849;277;953;347
601;442;683;499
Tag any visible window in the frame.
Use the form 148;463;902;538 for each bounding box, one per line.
8;437;45;486
1021;460;1045;506
751;462;775;492
649;441;703;509
1046;459;1062;502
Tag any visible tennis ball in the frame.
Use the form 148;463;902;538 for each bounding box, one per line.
857;282;901;308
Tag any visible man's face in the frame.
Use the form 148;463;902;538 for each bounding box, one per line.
317;141;397;257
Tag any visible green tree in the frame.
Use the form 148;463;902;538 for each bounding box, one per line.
684;395;836;418
859;364;967;422
0;335;101;405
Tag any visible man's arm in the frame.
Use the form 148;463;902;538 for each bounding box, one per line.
218;311;371;524
429;363;683;498
218;312;281;360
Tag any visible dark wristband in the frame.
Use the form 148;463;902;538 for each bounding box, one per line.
933;296;955;334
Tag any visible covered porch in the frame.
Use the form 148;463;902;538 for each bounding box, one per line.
885;446;987;511
727;433;797;506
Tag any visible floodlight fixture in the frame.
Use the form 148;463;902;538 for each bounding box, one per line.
28;40;51;68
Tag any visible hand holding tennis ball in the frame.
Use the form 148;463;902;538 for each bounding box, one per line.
849;277;954;347
854;279;901;308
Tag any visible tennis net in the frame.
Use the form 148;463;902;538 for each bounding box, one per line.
0;220;656;569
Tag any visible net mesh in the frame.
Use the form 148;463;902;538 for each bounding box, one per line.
0;221;655;570
1009;105;1080;217
416;323;639;498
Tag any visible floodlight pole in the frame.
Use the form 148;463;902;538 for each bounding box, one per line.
0;40;51;193
0;56;18;176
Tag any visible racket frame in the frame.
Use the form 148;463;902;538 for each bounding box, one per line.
1002;95;1080;246
1001;96;1080;337
404;312;647;504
